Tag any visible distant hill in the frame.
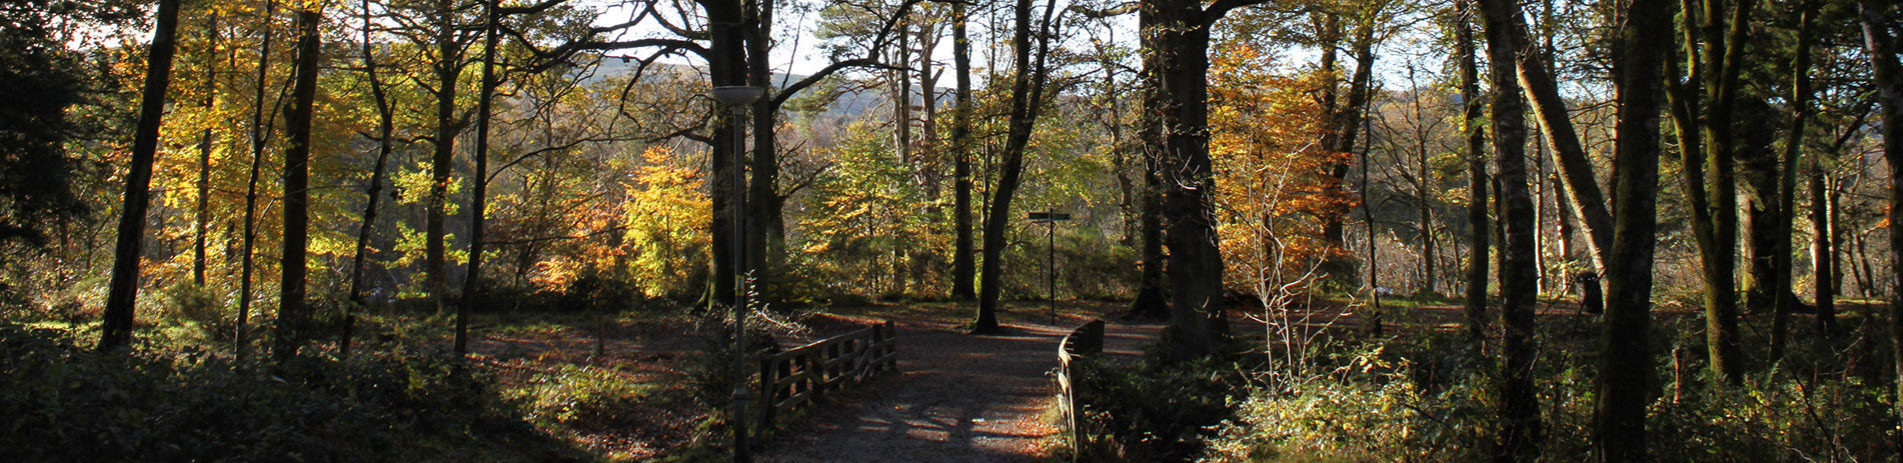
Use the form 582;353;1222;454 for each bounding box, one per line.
583;57;950;122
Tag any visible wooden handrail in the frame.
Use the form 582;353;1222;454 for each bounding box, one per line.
1056;319;1105;461
755;320;897;436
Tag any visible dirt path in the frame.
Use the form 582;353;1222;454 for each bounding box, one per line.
755;304;1162;462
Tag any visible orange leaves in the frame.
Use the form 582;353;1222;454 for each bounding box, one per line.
1208;42;1356;286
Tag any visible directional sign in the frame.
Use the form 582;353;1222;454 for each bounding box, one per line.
1028;211;1072;222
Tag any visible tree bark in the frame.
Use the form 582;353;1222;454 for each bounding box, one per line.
1147;0;1265;356
193;12;220;288
1321;10;1378;288
1594;0;1671;455
1457;0;1488;341
425;0;464;314
234;0;278;360
976;0;1057;333
99;0;184;351
746;0;779;280
1476;0;1542;457
1770;2;1818;359
344;0;394;358
273;6;320;362
455;0;501;357
951;0;975;301
1698;0;1756;384
1128;3;1167;319
706;0;745;308
1855;0;1903;444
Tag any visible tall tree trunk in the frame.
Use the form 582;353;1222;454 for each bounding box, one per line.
1362;113;1382;336
951;0;976;301
1477;0;1542;457
708;0;745;308
1594;0;1670;455
1739;95;1780;316
1854;0;1903;445
99;0;184;351
1321;11;1378;288
1457;0;1488;341
193;12;220;288
234;0;278;360
455;0;500;357
425;0;462;314
1416;103;1437;296
1810;154;1836;337
746;0;779;279
1771;2;1818;359
274;6;319;362
1129;3;1167;319
343;0;394;359
1702;0;1756;384
1149;0;1257;357
1504;9;1613;310
976;0;1056;333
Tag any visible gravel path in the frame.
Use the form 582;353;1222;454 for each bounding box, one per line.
755;305;1162;462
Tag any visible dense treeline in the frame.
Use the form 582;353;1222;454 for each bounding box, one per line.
2;0;1902;459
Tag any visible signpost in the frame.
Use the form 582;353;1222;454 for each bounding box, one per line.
1027;211;1071;325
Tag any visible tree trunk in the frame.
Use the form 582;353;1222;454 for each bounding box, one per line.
1771;2;1818;359
1477;0;1542;457
425;0;462;314
1321;12;1378;288
741;0;776;287
1362;112;1382;336
1854;0;1903;443
344;0;395;358
1150;0;1240;357
1128;4;1167;319
1594;0;1670;455
1457;0;1488;341
193;12;219;288
273;6;319;362
1706;0;1756;384
1810;156;1835;336
455;0;501;357
234;0;278;360
1739;95;1780;316
951;0;976;301
976;0;1056;333
707;0;745;308
99;0;183;351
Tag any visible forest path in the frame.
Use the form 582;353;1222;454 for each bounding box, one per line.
754;303;1162;462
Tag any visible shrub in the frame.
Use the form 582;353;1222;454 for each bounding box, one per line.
512;364;656;431
1072;343;1254;461
0;324;584;462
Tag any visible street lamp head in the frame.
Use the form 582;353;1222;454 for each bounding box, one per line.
711;86;766;106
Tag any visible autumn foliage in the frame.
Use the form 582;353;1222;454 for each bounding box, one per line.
1208;43;1355;294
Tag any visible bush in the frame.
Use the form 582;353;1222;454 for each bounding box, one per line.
0;324;585;462
1071;343;1254;461
158;280;229;345
512;364;657;431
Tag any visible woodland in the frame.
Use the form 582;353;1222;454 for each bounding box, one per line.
2;0;1902;460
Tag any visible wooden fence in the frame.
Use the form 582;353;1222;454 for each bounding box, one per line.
755;320;897;434
1056;319;1105;461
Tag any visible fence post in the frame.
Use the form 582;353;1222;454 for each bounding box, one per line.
758;355;776;437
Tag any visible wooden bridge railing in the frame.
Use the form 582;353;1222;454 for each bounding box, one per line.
1056;319;1104;460
755;320;897;435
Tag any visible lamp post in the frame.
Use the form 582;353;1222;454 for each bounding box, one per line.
712;85;763;461
1027;211;1071;325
